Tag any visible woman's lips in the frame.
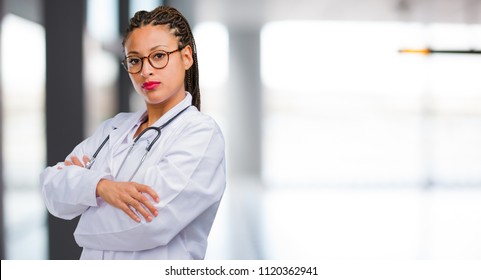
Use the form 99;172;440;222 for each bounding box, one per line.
141;81;160;90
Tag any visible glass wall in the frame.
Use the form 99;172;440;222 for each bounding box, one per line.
261;21;481;187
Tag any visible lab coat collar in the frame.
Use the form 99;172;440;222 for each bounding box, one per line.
107;92;193;151
149;92;193;128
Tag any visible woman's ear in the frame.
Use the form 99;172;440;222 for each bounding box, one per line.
181;45;194;70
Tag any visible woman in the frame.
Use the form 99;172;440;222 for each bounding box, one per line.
40;6;226;260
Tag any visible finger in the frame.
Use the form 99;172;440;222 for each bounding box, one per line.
70;156;84;167
121;204;141;223
64;160;73;166
134;193;158;218
126;199;153;222
82;155;90;165
134;183;160;203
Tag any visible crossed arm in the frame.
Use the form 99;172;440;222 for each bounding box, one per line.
61;155;159;223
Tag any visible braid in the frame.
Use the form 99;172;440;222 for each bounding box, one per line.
122;6;201;111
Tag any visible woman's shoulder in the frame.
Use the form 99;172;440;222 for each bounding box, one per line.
182;108;222;131
178;109;225;144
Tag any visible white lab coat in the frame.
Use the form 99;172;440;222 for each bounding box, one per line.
40;93;226;259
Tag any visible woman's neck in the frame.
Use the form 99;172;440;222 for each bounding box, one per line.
144;92;185;127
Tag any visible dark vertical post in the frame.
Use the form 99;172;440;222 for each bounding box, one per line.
44;0;86;259
117;0;131;113
0;0;5;260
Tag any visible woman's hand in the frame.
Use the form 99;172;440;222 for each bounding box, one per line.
96;179;160;223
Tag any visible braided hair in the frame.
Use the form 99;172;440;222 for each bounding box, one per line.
122;6;201;110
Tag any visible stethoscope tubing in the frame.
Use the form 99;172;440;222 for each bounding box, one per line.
84;106;190;180
115;127;159;181
85;135;110;170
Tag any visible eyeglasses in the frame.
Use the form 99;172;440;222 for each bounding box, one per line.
121;48;181;74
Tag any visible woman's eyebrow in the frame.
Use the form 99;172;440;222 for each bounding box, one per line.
126;45;169;56
126;50;139;56
150;44;168;51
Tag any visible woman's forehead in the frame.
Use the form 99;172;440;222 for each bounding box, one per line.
124;24;177;51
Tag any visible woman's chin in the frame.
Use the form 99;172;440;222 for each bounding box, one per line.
140;90;183;107
141;92;168;105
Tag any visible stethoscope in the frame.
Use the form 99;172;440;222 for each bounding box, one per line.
85;106;190;181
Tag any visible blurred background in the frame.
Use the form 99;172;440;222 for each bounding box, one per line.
1;0;481;259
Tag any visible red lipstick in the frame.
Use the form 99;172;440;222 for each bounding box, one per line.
142;81;160;90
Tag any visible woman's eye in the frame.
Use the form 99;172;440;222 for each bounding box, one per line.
152;52;166;61
128;58;140;65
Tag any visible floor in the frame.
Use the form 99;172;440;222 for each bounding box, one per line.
5;184;481;260
207;183;481;259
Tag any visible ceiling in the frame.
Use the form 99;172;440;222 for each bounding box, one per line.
187;0;481;27
3;0;481;28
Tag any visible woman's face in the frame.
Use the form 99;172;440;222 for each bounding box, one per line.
123;24;193;108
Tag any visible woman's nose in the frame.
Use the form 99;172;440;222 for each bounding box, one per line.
140;57;154;77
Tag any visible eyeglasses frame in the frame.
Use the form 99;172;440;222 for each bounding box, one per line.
121;48;182;74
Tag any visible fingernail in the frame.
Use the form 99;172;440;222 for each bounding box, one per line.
154;210;158;216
